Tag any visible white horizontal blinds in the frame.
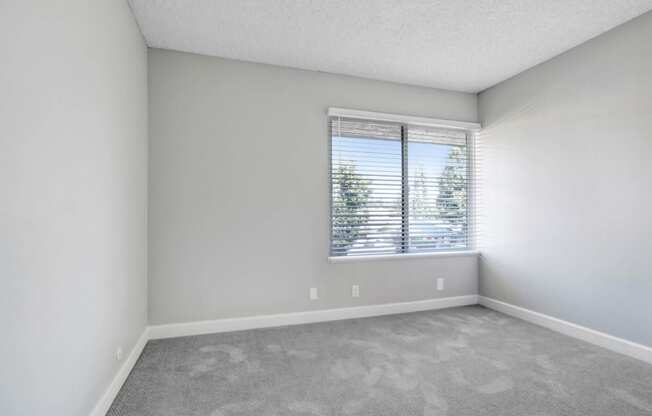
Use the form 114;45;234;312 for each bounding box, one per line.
330;117;473;257
407;126;470;252
330;117;404;256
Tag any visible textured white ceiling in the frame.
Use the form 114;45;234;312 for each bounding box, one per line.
129;0;652;92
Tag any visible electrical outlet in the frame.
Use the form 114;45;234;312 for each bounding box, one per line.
352;285;360;298
436;278;444;291
309;287;318;300
116;346;123;361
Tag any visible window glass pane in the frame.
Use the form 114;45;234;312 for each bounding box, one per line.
330;119;403;256
407;128;468;252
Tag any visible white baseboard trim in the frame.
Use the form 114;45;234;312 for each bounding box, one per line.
478;296;652;365
89;328;149;416
148;295;479;340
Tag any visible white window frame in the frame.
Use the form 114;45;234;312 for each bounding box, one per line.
327;108;481;263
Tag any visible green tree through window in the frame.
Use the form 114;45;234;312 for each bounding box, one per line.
436;146;467;245
410;165;437;221
332;162;370;251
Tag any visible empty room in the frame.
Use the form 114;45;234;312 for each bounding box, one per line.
3;1;652;415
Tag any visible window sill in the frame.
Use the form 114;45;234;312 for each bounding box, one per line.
328;250;479;264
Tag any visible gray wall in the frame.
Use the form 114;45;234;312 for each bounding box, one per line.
148;49;478;325
0;1;148;415
478;12;652;346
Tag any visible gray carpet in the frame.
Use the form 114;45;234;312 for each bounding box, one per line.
108;306;652;415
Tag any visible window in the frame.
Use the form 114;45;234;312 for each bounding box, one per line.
329;113;474;258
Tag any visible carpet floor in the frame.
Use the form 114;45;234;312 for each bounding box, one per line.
108;306;652;416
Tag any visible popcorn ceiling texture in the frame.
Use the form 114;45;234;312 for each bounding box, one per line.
128;0;652;92
108;306;652;415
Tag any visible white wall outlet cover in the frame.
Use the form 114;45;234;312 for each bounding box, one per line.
309;287;318;300
437;278;444;291
352;285;360;298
